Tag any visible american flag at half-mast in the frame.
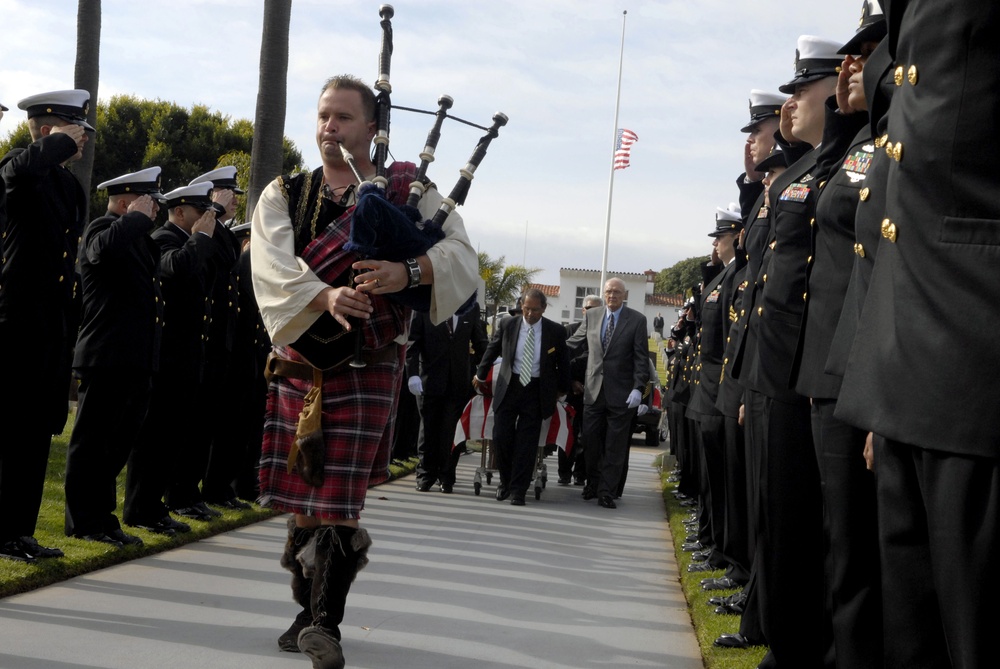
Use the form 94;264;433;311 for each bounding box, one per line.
613;128;638;170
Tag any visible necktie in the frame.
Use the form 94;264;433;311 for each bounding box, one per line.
603;313;616;351
519;325;535;386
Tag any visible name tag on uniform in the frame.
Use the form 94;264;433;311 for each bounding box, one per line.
780;183;811;202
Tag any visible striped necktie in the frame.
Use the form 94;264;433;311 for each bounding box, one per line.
519;325;535;385
603;313;616;351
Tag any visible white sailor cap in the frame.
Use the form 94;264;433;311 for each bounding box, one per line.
741;90;787;133
162;182;216;210
97;166;166;202
779;36;845;93
190;166;244;194
839;1;887;55
229;222;252;239
0;101;8;112
710;203;743;236
17;89;95;131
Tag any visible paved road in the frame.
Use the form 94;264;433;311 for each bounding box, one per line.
0;445;701;669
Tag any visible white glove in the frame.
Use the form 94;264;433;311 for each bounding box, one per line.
637;404;649;416
408;376;423;396
626;389;642;409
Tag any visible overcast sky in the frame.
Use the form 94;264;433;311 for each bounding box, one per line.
1;0;861;286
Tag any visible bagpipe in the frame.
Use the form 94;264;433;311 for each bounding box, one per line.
291;3;508;370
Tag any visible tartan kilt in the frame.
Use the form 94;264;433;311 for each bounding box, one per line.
258;344;403;519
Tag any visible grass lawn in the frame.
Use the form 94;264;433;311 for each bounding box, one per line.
0;410;418;599
654;452;769;669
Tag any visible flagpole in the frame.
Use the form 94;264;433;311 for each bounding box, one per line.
600;9;627;293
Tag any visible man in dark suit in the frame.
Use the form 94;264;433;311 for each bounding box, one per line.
475;288;570;506
567;277;650;510
559;294;602;485
123;182;220;529
837;3;1000;666
64;168;188;544
0;89;91;563
408;303;488;493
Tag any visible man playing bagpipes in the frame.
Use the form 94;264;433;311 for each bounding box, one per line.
250;74;479;668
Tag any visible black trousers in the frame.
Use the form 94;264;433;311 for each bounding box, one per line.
583;390;635;498
64;369;152;536
721;414;751;584
737;389;767;644
415;391;468;487
756;395;830;668
202;364;260;504
698;413;729;568
811;399;882;669
492;378;542;496
876;436;999;669
391;376;419;461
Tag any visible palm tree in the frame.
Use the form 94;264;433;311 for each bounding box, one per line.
247;0;292;219
478;251;540;331
70;0;101;196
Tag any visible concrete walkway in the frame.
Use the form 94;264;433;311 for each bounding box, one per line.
0;446;701;669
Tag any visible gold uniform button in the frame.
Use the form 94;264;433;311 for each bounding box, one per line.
763;273;767;283
893;142;903;162
894;65;904;86
881;219;898;243
886;142;894;157
859;187;870;201
854;243;866;258
59;275;65;282
807;255;813;264
803;292;808;301
770;240;776;249
757;307;763;316
63;251;68;258
819;180;827;189
740;309;746;317
877;134;889;148
908;64;918;86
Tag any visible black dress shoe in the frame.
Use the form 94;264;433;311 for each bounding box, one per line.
686;561;716;573
691;549;712;561
131;516;191;535
171;506;214;522
17;536;64;559
581;486;597;500
681;541;704;552
439;483;454;494
598;495;617;509
415;481;433;492
573;477;585;486
1;539;37;563
713;633;751;649
702;576;740;591
708;592;745;606
495;485;510;501
557;476;570;486
207;498;252;510
510;495;526;506
714;602;744;615
684;533;699;543
193;501;222;517
107;528;144;546
79;532;125;548
679;499;698;507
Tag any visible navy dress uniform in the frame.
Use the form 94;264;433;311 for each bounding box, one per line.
837;3;1000;667
64;167;179;543
124;183;221;527
0;90;91;563
189;167;250;509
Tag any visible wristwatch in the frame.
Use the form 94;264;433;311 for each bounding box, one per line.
404;257;421;289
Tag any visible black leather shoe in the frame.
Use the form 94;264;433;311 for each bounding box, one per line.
439;483;454;494
108;528;143;546
708;592;745;606
207;498;252;510
684;533;699;543
702;576;740;591
510;495;526;506
415;481;433;492
573;477;585;486
131;516;191;535
495;485;510;501
686;561;716;573
16;536;64;559
193;502;222;517
691;549;712;561
598;495;617;509
681;541;704;552
78;532;125;548
713;633;750;649
557;476;570;486
1;539;37;563
171;506;214;522
679;499;698;507
714;602;744;615
581;485;597;500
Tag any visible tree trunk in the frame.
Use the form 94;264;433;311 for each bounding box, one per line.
247;0;291;220
70;0;101;200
